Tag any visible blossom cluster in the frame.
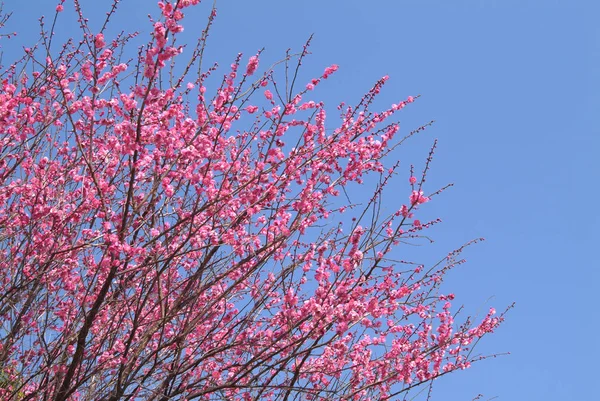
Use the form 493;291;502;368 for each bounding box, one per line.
0;1;505;400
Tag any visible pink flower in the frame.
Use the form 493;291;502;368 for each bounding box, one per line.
323;64;339;79
306;83;314;91
56;4;64;12
409;176;417;184
95;33;105;48
246;55;259;76
264;89;273;101
410;190;429;205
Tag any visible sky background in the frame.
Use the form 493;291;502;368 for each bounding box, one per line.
4;0;599;400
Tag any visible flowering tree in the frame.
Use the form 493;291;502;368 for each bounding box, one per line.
0;1;508;400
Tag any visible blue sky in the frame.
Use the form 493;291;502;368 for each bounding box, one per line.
4;1;599;400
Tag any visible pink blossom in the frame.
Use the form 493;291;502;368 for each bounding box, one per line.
410;190;429;205
323;64;339;79
94;33;105;48
246;55;259;75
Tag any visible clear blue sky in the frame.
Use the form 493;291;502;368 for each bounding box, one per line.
4;1;599;400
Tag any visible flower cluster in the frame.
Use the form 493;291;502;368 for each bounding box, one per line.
0;1;505;400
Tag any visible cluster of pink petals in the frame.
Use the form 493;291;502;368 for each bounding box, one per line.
246;55;259;75
323;64;339;79
410;189;430;205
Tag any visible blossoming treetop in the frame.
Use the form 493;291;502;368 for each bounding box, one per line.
0;1;508;400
